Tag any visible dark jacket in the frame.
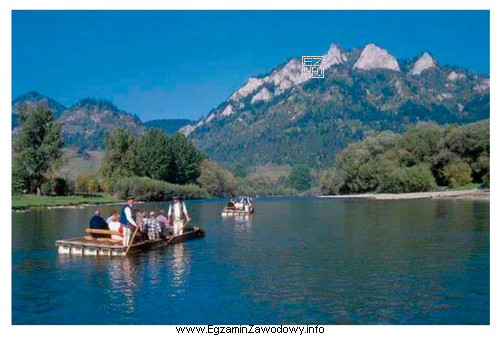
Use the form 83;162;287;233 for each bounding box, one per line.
89;215;110;238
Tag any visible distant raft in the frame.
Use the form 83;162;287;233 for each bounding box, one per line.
222;201;254;217
55;227;206;257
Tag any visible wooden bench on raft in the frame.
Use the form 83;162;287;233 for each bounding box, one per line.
84;228;123;244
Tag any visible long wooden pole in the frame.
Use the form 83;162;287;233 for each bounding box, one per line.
125;225;140;256
165;219;191;246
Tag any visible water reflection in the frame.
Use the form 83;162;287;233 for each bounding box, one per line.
233;215;253;232
109;257;142;314
170;244;191;289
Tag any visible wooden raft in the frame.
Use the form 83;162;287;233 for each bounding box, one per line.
221;207;254;217
55;227;206;257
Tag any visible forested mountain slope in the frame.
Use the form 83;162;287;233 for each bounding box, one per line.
184;43;489;168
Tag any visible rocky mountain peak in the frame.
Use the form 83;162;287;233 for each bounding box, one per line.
353;43;400;71
410;52;437;75
179;124;196;136
230;77;265;102
447;71;466;81
322;44;348;68
251;87;273;104
187;42;488;169
474;78;490;93
221;104;235;117
268;58;307;95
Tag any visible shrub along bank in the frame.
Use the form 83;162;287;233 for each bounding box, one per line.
108;176;208;201
320;120;489;195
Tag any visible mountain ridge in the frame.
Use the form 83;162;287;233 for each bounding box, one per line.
183;42;489;168
58;97;146;151
12;91;67;129
12;42;490;169
12;92;198;152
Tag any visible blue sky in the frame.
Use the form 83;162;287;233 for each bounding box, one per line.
12;10;489;121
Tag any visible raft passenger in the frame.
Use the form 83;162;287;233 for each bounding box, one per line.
168;196;191;236
106;209;116;225
107;210;122;240
156;209;168;229
89;210;110;238
144;211;163;240
120;197;138;246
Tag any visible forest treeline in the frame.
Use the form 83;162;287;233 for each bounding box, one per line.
12;103;489;200
98;127;315;199
320;119;489;194
12;103;312;199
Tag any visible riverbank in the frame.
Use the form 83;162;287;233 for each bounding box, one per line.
12;193;119;211
319;189;490;201
13;188;490;211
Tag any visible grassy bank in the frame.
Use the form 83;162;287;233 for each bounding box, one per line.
12;193;118;210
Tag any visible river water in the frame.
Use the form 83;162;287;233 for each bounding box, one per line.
12;197;489;324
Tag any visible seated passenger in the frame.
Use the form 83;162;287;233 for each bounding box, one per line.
89;210;110;238
156;209;168;227
106;209;117;225
135;209;144;224
107;210;122;240
156;209;170;236
144;211;163;240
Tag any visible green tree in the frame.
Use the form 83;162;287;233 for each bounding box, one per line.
100;128;136;180
334;132;398;193
398;164;437;192
443;161;473;187
168;133;205;184
482;172;490;187
397;122;444;166
134;129;172;180
232;163;248;179
320;119;488;194
40;177;68;196
288;164;311;191
87;178;100;193
197;159;237;197
76;172;101;193
12;103;64;195
371;153;402;193
247;174;273;196
319;169;345;195
437;120;489;182
473;153;490;185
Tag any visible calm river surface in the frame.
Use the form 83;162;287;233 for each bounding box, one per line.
12;197;489;324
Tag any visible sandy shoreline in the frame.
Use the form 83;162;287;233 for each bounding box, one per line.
318;189;490;201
